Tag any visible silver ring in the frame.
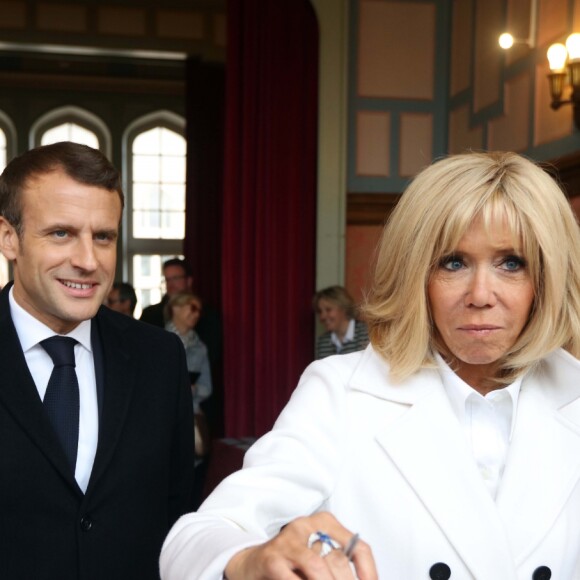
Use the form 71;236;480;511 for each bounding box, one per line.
307;531;341;557
343;533;360;560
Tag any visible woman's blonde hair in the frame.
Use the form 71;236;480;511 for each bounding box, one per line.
164;292;202;323
363;151;580;383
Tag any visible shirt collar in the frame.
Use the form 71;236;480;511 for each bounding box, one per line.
165;321;199;348
330;318;355;349
434;352;523;440
9;286;93;353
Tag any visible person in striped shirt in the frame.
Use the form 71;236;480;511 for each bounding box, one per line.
313;285;369;360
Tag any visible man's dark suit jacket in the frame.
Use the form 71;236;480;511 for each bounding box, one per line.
0;283;194;580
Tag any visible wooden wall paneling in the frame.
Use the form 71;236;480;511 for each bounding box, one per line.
347;192;401;225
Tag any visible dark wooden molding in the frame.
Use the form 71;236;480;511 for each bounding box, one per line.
347;152;580;227
347;192;401;225
546;151;580;199
0;71;185;95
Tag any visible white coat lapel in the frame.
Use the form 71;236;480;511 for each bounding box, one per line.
496;351;580;564
379;381;516;580
363;366;517;579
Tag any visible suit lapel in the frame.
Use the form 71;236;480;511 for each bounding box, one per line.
352;347;580;576
85;309;137;495
0;285;81;494
349;351;517;578
0;289;141;497
496;353;580;564
374;378;518;579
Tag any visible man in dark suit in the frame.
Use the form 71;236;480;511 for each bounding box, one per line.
140;258;193;328
0;141;194;580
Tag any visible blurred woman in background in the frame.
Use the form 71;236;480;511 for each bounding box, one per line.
165;292;212;415
166;292;213;508
313;285;369;359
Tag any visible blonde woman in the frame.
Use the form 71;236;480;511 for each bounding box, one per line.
165;292;212;417
313;286;369;359
161;152;580;580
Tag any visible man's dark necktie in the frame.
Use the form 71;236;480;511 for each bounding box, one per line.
41;336;80;473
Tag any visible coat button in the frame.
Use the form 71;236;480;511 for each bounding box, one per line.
532;566;551;580
429;562;451;580
80;516;93;532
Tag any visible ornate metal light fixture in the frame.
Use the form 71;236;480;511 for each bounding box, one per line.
497;0;580;131
546;34;580;130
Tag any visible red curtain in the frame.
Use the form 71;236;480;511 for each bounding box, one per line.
184;58;226;438
222;0;319;437
184;58;225;312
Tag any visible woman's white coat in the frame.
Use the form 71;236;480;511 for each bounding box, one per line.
160;345;580;579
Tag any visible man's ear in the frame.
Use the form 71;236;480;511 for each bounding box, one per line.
0;217;19;260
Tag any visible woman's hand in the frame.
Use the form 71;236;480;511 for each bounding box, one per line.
224;512;377;580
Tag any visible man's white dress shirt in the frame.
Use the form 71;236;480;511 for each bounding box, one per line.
9;288;99;492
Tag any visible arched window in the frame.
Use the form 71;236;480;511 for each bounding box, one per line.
41;122;99;149
30;106;111;157
0;126;8;167
123;111;186;317
0;110;17;289
132;126;186;240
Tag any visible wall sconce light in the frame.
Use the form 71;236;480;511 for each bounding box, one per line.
546;34;580;130
497;0;537;51
498;0;580;130
498;32;533;50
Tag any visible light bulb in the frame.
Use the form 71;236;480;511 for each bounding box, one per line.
499;33;514;49
567;33;580;60
547;43;568;71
